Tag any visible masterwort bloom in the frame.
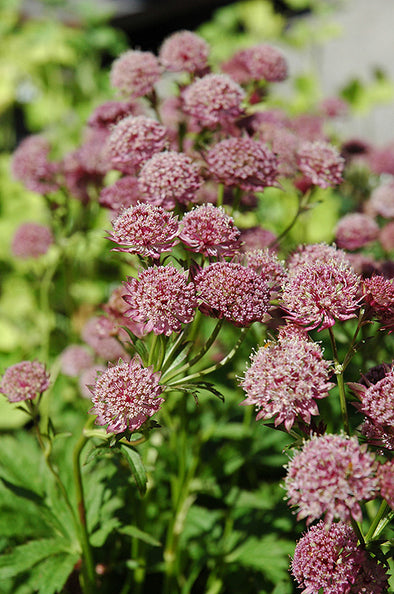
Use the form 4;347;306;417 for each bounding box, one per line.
11;135;58;194
89;357;164;433
179;204;241;257
367;181;394;219
108;115;169;174
243;248;287;288
287;242;351;272
377;460;394;509
182;73;245;129
297;140;344;188
282;258;361;331
206;137;278;191
99;176;142;215
194;261;270;326
350;365;394;431
159;30;210;73
241;329;333;431
363;275;394;333
11;222;54;259
60;346;93;377
88;100;143;130
285;433;378;524
239;44;288;83
123;265;198;336
335;213;379;251
82;316;127;362
0;361;50;403
138;151;203;209
110;50;162;97
108;203;179;258
292;521;388;594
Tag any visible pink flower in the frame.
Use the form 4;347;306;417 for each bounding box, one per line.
240;44;288;82
79;365;106;399
319;96;348;118
241;328;333;431
108;115;169;175
110;50;161;97
99;176;142;215
60;346;93;377
88;100;144;130
138;151;202;209
368;181;394;219
257;123;299;176
179;204;241;257
368;142;394;176
194;262;270;326
380;220;394;251
11;135;58;194
282;258;361;331
335;213;379;251
159;30;210;74
206;137;278;191
243;249;286;288
363;275;394;333
182;74;245;129
11;223;53;259
82;316;127;362
285;433;378;524
377;460;394;508
297;141;344;188
108;203;179;258
0;361;50;403
239;227;277;251
360;418;394;452
123;265;197;336
89;357;164;433
351;365;394;431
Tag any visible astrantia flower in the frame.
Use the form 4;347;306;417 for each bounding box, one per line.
319;96;348;118
369;142;394;176
110;50;161;98
11;222;54;259
335;213;379;251
285;433;378;524
282;259;361;331
297;141;344;188
60;346;93;377
349;554;389;594
159;30;210;73
380;220;394;251
368;181;394;219
0;361;50;403
138;151;202;209
351;366;394;431
82;316;127;362
194;262;270;326
99;176;142;215
11;135;58;194
108;115;169;175
89;357;164;433
360;418;394;452
123;265;197;336
182;74;245;129
108;203;179;258
88;100;144;130
239;226;277;251
179;204;241;257
240;44;288;82
257;123;299;176
292;521;364;594
206;137;278;191
79;365;106;399
377;460;394;508
363;275;394;333
243;249;287;288
241;330;333;431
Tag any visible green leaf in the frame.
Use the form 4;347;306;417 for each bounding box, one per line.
30;552;80;594
0;538;72;580
120;445;147;496
119;525;162;547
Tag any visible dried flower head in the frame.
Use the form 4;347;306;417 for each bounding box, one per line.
89;356;164;433
60;346;94;377
11;222;54;259
123;265;197;336
297;141;344;188
182;74;245;129
335;213;379;251
241;329;333;431
82;316;127;362
368;181;394;219
159;30;210;73
99;176;142;214
108;203;179;258
363;275;394;333
282;258;361;331
11;135;58;194
108;115;168;174
206;137;278;191
0;361;50;403
179;204;241;257
110;50;161;97
285;433;378;524
138;151;202;209
194;262;270;326
377;460;394;508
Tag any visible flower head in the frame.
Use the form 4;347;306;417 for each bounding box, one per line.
88;100;144;130
108;115;169;174
60;346;93;377
377;460;394;509
182;74;245;129
287;243;351;272
352;365;394;430
194;262;270;326
108;203;179;258
297;141;344;188
138;151;202;209
243;248;287;288
11;222;53;259
11;135;58;194
179;204;241;257
380;220;394;251
239;226;277;251
0;361;50;403
285;433;378;524
241;44;288;82
123;265;197;336
206;137;278;191
99;176;142;215
368;181;394;219
110;50;161;97
335;213;379;251
241;329;333;431
159;30;210;73
363;275;394;333
82;316;127;362
89;357;164;433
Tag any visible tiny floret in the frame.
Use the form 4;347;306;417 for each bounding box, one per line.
110;50;161;97
0;361;50;403
159;30;210;73
297;141;344;188
89;357;164;434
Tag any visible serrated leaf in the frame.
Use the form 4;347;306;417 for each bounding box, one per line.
120;445;147;496
0;538;72;580
119;525;161;547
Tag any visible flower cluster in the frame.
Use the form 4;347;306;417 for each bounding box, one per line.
0;361;50;403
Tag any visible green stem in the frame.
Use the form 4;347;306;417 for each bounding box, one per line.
148;333;158;367
216;183;224;207
270;190;311;249
351;518;365;547
328;327;350;435
365;500;390;542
